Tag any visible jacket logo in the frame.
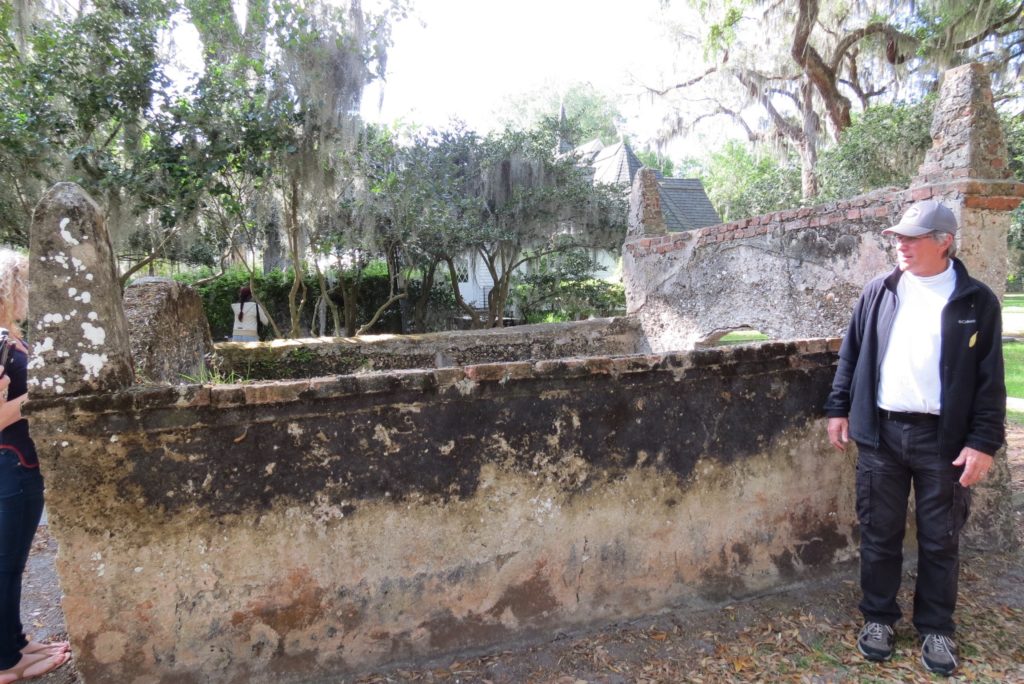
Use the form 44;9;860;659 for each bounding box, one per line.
958;319;976;324
969;332;978;348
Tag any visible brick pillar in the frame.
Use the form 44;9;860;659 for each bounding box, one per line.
910;63;1024;299
27;182;134;396
627;167;667;238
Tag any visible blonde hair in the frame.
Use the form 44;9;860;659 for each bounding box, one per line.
0;248;28;338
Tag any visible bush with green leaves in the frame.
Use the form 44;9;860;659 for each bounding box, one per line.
699;141;803;222
817;100;935;203
171;262;461;340
512;250;626;323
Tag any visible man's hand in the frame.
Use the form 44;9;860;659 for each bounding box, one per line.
827;417;849;452
952;446;994;487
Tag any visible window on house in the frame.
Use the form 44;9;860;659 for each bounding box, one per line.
456;260;470;283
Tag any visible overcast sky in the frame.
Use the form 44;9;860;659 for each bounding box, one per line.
360;0;686;145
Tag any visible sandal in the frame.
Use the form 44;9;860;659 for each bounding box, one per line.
0;651;71;683
20;641;70;656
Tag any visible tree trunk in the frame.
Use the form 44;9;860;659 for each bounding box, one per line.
444;257;485;329
285;177;306;338
412;259;438;333
338;272;360;337
798;78;820;200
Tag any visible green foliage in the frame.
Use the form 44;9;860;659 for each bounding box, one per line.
817;100;935;202
499;82;626;147
0;0;177;244
172;261;431;339
512;250;626;323
703;5;745;60
699;141;802;222
635;150;675;177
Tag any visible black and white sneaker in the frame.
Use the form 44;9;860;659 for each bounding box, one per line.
921;633;959;676
857;622;895;661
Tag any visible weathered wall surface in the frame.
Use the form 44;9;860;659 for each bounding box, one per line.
124;277;214;383
30;339;856;683
27;182;134;396
623;63;1023;351
215;316;647;380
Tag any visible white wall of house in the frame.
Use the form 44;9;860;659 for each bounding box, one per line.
456;253;495;309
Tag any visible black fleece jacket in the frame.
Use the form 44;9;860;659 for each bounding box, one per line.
824;258;1006;459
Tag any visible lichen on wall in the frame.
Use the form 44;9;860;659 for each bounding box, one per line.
27;182;134;396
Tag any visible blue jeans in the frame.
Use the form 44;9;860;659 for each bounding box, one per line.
0;449;44;669
855;416;970;637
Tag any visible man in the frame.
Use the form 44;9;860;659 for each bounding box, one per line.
824;199;1005;677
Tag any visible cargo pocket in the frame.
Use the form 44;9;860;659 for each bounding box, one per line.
856;467;872;528
947;483;972;536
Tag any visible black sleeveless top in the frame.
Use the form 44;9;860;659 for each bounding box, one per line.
1;341;38;467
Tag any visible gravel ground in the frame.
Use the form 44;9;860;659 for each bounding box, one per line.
21;430;1024;684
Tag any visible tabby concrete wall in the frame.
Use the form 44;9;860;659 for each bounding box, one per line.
123;277;214;384
214;316;647;380
30;339;855;683
623;63;1023;351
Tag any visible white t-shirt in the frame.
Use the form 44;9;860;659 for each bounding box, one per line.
877;262;956;414
230;301;270;339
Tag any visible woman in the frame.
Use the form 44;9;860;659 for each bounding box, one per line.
0;249;70;682
230;286;269;342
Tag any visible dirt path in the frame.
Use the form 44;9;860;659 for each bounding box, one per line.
23;432;1024;684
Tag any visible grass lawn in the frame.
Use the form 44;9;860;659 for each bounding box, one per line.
1004;292;1024;312
716;330;770;345
1004;339;1024;398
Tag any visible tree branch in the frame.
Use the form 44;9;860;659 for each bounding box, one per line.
953;0;1024;51
646;66;720;96
791;0;852;132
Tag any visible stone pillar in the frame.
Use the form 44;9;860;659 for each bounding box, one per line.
627;167;667;238
911;63;1024;298
27;182;134;396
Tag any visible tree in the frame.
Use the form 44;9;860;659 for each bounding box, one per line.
698;140;802;221
0;0;179;246
650;0;1024;200
499;82;627;147
816;99;935;202
635;149;675;177
444;124;627;328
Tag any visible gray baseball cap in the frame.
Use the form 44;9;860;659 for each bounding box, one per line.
883;200;958;237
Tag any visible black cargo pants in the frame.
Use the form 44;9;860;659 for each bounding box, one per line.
855;413;971;637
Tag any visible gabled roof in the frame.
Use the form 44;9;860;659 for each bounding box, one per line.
589;141;644;186
657;178;722;231
572;138;644;187
571;138;721;233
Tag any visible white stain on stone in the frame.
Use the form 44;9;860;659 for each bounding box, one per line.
78;292;91;304
52;254;68;269
71;257;84;272
88;312;98;321
85;273;94;281
68;287;77;297
81;322;106;346
59;218;80;246
42;313;64;324
28;338;55;368
80;352;108;380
